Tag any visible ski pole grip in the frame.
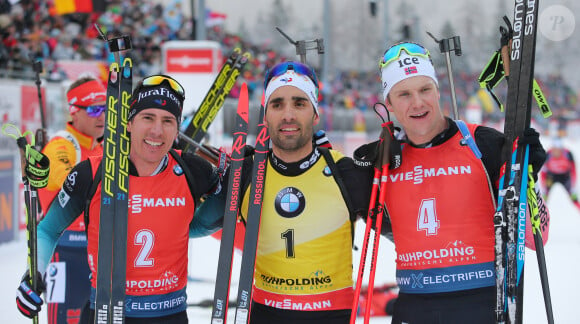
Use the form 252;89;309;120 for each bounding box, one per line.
16;137;28;180
453;36;462;56
500;44;510;77
108;35;132;53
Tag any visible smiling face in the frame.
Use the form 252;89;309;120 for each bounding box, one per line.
386;75;446;145
127;108;178;176
264;85;319;162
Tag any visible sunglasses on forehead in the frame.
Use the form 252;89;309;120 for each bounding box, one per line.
72;104;106;117
138;75;185;98
264;61;319;89
380;42;431;68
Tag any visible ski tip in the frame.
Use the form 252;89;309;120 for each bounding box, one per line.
238;83;249;123
240;82;248;95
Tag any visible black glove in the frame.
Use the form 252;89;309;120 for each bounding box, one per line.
353;137;402;170
16;271;46;319
353;140;379;168
519;128;546;181
243;144;255;157
313;130;332;149
362;205;393;239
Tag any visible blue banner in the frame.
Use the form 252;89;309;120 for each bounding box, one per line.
0;155;16;243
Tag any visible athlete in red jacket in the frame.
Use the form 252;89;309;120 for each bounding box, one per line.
540;138;579;211
16;75;225;324
359;42;549;324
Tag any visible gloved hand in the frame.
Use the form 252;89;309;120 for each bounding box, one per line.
16;271;46;318
353;140;379;168
353;137;402;170
243;144;255;157
313;130;332;149
519;128;546;181
363;205;393;239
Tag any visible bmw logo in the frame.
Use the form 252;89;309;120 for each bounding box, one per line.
323;166;332;176
275;187;306;218
48;264;58;277
173;164;184;176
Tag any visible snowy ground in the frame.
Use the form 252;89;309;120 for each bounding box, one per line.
1;139;579;323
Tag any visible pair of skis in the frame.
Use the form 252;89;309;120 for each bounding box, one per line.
94;27;133;324
210;83;270;324
180;48;251;154
493;0;553;323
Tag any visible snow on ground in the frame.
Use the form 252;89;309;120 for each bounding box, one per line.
1;139;579;323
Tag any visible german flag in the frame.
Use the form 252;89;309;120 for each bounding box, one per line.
49;0;106;16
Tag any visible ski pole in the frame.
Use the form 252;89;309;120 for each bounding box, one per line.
426;32;462;120
350;104;399;323
29;55;47;150
350;158;382;324
275;27;324;65
363;121;396;324
2;124;49;324
178;131;225;164
526;166;554;324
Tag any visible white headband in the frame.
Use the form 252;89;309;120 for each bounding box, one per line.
381;52;438;100
264;71;319;115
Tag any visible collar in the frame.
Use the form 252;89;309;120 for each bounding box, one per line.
397;117;458;148
269;147;322;176
66;122;101;150
128;154;169;176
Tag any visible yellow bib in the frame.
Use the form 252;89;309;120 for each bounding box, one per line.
241;151;353;296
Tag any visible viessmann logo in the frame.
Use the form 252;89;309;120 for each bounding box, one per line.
389;164;473;185
130;194;187;214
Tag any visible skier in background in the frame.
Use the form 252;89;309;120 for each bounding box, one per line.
356;284;398;318
540;137;580;211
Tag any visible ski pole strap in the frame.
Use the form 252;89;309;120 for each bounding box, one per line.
1;124;50;189
478;51;552;118
533;79;552;118
526;165;543;236
319;147;355;220
478;50;506;111
22;146;49;189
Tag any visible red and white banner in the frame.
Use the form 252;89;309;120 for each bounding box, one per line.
161;40;222;117
165;49;215;73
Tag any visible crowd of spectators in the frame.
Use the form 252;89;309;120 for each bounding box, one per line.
1;0;577;123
